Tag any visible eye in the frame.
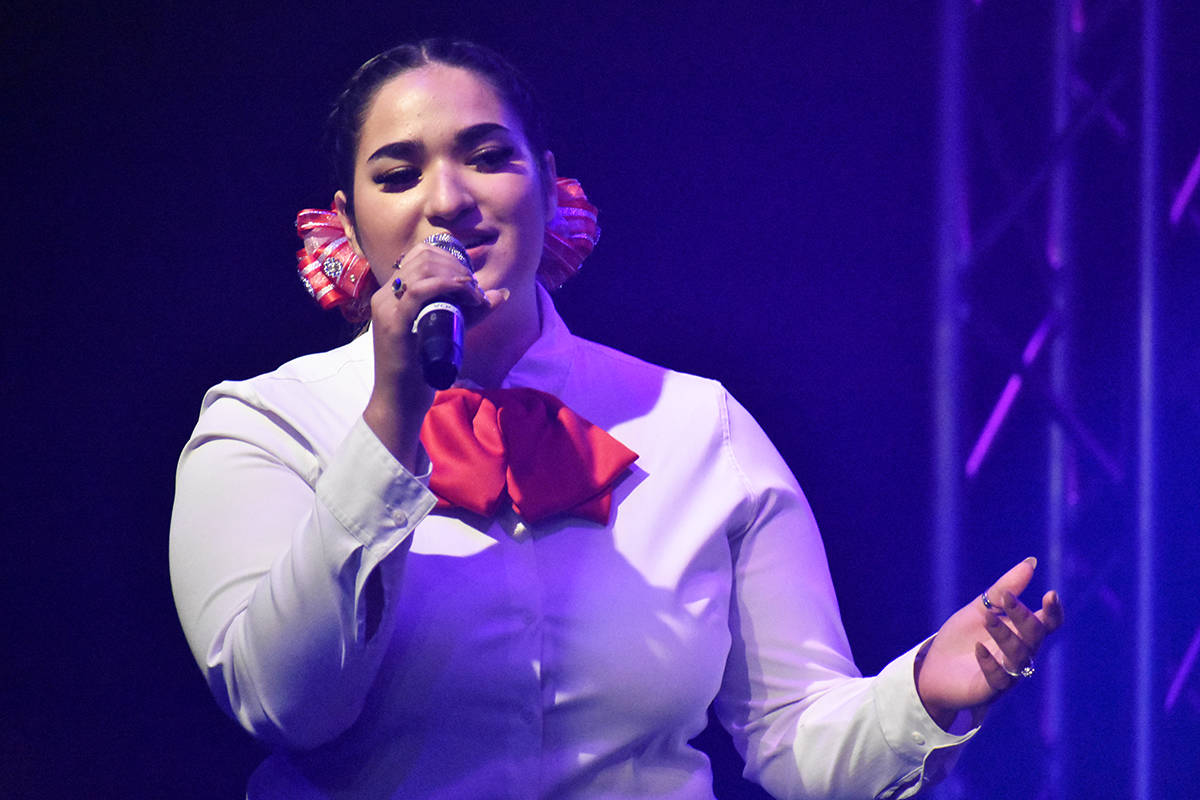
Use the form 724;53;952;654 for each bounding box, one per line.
373;166;420;191
470;145;515;172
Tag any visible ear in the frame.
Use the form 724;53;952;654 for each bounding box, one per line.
334;190;366;258
541;151;558;224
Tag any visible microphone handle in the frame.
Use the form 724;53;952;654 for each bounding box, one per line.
416;233;472;389
414;300;464;389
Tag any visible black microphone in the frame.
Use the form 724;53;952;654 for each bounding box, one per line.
414;232;472;389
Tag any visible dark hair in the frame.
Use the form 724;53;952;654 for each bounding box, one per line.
327;39;550;213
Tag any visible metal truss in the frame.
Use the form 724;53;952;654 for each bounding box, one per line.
932;1;1196;796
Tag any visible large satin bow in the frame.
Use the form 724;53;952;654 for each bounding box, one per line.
420;387;637;525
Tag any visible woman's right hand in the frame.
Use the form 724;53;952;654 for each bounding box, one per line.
361;241;506;470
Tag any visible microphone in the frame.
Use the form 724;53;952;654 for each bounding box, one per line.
414;232;472;389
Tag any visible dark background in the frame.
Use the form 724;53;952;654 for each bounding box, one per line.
5;1;1198;797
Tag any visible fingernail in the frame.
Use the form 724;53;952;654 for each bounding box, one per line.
1024;556;1038;569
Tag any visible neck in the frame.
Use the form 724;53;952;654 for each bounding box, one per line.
460;281;542;388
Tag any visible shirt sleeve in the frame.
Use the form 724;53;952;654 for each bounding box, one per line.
712;390;977;799
169;385;437;751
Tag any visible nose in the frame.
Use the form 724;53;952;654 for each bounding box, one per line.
424;160;475;225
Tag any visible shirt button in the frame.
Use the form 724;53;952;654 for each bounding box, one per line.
391;509;408;526
910;732;926;746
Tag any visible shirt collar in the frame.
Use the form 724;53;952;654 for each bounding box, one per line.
353;284;575;396
499;283;575;395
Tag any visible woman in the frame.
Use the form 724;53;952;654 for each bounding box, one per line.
170;39;1063;799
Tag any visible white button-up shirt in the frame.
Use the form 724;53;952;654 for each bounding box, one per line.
170;289;974;799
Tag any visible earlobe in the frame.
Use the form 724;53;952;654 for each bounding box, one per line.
334;191;365;257
542;151;558;223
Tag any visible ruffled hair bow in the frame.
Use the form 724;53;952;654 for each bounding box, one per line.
296;177;601;322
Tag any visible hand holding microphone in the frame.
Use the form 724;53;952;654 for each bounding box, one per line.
411;232;473;389
363;232;483;471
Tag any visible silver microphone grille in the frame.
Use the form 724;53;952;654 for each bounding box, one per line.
423;233;472;270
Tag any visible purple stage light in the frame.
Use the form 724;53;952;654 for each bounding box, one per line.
1165;623;1200;712
964;314;1054;478
1169;146;1200;226
1135;1;1161;797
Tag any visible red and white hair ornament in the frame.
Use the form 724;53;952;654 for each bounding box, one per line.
295;177;601;323
539;177;600;291
295;208;374;323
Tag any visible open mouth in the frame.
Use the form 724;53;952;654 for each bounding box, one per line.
456;231;498;250
458;232;498;270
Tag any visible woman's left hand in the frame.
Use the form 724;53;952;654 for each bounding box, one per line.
915;557;1065;730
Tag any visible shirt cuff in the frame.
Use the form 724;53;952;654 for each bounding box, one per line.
871;639;980;795
315;416;437;551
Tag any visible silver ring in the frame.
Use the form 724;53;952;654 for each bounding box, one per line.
392;276;406;298
1002;659;1035;681
981;590;1006;616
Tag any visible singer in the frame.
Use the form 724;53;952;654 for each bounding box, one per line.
170;39;1063;799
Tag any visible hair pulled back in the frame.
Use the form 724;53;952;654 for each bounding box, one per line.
327;39;550;213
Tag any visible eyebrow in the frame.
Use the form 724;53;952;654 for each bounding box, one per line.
366;123;512;163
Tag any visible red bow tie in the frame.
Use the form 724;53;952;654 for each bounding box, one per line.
420;387;638;525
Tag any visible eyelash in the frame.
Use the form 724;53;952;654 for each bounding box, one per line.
373;146;516;190
374;167;419;189
470;145;514;171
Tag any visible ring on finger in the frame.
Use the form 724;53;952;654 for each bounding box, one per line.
1002;658;1035;681
392;276;406;298
981;590;1007;617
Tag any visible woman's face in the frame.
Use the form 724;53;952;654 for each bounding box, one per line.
338;64;555;295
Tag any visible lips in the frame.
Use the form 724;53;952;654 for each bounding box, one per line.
452;231;497;250
452;231;497;268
